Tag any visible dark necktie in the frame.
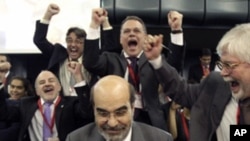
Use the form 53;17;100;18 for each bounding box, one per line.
43;102;52;141
238;98;250;124
127;57;139;92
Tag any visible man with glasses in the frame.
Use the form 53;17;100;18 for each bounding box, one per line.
33;4;113;96
142;23;250;141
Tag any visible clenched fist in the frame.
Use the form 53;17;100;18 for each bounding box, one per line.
168;11;183;31
43;3;60;21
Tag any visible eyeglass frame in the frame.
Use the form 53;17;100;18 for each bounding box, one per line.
216;61;244;72
65;37;84;45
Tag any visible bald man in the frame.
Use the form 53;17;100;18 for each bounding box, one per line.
66;75;173;141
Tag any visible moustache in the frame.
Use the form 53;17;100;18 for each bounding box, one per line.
101;124;126;131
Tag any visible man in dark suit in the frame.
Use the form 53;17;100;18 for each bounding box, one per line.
188;48;214;83
83;8;184;131
0;62;93;141
33;4;114;96
0;54;17;97
144;23;250;141
66;75;173;141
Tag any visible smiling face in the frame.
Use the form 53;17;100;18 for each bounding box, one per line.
8;79;27;100
216;24;250;100
66;32;84;60
93;76;134;141
120;18;146;57
220;50;250;100
35;71;61;102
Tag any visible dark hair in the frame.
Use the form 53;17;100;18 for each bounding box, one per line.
0;54;11;62
200;48;212;57
90;83;136;106
66;27;87;39
121;16;147;34
9;76;34;96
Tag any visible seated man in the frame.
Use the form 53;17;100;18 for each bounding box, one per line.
66;75;173;141
0;61;93;141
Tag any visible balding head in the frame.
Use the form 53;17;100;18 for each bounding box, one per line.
91;75;135;141
91;75;135;106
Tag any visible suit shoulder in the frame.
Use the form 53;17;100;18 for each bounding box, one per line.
135;122;173;140
66;123;95;139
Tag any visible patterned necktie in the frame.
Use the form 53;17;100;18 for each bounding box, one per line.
43;102;52;141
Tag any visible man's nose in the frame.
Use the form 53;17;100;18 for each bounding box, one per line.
107;115;118;127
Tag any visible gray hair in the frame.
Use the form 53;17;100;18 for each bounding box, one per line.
216;23;250;63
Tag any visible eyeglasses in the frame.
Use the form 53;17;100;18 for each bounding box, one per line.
66;38;84;45
216;61;244;72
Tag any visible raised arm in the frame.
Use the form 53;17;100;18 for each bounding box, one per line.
33;3;60;54
167;11;185;73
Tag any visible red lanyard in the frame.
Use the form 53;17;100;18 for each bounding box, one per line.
37;96;61;133
127;64;140;92
180;112;190;141
202;65;210;76
237;105;240;124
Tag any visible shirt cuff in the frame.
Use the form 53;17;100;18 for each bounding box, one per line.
148;55;163;69
74;81;86;87
171;33;183;46
40;19;50;24
87;27;100;40
103;26;113;30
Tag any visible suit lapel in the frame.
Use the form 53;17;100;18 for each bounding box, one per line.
55;98;64;127
138;53;147;71
23;98;39;130
210;81;231;127
120;54;129;73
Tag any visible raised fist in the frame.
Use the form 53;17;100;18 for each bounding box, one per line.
90;8;108;29
43;3;60;21
168;11;183;31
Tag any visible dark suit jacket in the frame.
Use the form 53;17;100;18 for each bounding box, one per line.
0;85;93;141
0;100;20;141
66;122;173;141
84;39;183;131
157;60;232;141
188;63;214;83
33;21;99;87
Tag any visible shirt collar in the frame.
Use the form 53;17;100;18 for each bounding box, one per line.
123;51;143;59
5;71;10;78
68;56;83;64
123;125;132;141
41;96;59;105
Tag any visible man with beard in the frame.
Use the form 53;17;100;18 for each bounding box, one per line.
33;4;114;96
83;8;184;131
66;75;173;141
142;23;250;141
0;61;93;141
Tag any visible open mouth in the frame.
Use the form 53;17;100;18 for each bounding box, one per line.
128;39;137;48
43;86;54;93
224;77;240;93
